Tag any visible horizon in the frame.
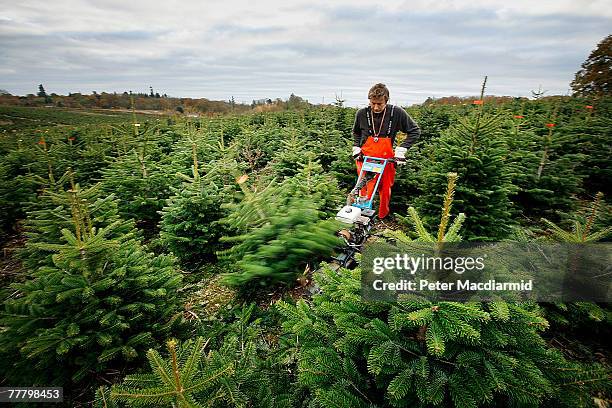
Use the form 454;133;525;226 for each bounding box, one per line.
1;1;610;108
1;87;572;109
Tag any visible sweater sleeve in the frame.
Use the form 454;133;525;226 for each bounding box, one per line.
352;110;361;147
398;109;421;149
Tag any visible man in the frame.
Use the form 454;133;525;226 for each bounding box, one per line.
351;83;420;219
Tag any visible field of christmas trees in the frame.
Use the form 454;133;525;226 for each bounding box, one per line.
0;92;610;407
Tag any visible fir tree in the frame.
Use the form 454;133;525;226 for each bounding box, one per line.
560;115;611;200
98;139;179;236
414;90;517;240
407;104;455;143
37;84;52;103
299;107;348;171
538;192;612;340
0;149;37;238
234;126;287;171
57;125;117;185
541;192;611;243
281;158;343;217
329;137;359;192
385;172;465;245
37;84;47;98
0;181;184;390
270;130;312;179
169;120;239;172
108;337;237;407
98;303;296;407
504;111;584;224
158;139;242;268
17;171;135;271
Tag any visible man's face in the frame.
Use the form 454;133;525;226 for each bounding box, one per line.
369;96;387;113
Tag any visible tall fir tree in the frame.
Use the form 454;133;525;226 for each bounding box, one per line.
414;86;517;240
0;180;184;394
504;111;584;225
558;114;611;200
17;171;135;271
158;137;243;268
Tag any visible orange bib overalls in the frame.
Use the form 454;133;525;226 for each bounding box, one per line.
355;106;396;219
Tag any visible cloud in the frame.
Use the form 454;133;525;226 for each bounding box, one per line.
1;0;610;106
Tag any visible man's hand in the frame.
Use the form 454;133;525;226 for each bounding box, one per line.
394;146;407;166
352;146;362;160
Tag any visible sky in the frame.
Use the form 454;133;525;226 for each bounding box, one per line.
0;0;610;107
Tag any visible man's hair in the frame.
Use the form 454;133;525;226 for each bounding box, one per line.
368;83;389;101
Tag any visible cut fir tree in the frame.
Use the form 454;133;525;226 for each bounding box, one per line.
217;163;343;288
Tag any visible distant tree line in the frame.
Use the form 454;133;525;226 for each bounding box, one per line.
420;95;526;106
0;86;313;114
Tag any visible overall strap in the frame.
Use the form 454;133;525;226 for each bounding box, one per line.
386;105;395;135
366;106;373;135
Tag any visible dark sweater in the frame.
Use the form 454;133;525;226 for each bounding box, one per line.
352;104;420;149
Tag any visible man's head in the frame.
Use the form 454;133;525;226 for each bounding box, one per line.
368;83;389;113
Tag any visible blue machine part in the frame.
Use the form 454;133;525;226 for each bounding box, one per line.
361;161;385;173
352;156;392;210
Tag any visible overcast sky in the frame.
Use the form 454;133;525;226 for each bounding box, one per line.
1;0;610;106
